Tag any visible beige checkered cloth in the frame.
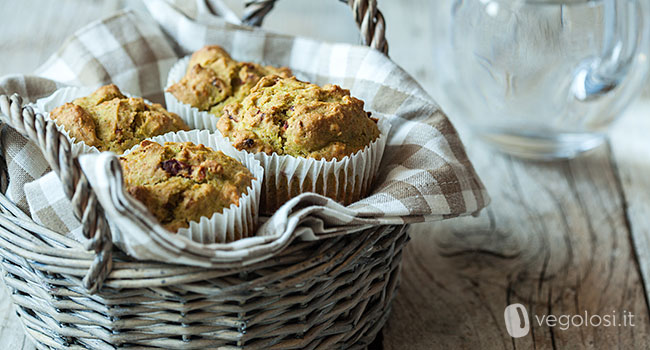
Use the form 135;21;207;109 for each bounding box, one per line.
1;0;489;266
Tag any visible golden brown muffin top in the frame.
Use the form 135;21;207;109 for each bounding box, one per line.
166;45;292;116
217;75;380;161
120;140;255;232
49;84;189;153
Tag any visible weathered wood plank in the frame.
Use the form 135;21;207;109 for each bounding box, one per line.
0;284;32;350
382;134;650;349
609;100;650;311
1;1;649;350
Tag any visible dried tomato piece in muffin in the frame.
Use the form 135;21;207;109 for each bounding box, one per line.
120;140;255;232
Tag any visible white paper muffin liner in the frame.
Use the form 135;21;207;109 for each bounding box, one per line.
165;55;391;212
32;86;102;156
32;86;182;157
217;117;391;213
165;55;221;131
121;129;263;243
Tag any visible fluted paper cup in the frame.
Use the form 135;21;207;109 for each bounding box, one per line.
32;86;101;156
121;129;263;243
165;56;220;131
216;117;390;213
165;56;303;131
32;86;180;157
166;56;390;212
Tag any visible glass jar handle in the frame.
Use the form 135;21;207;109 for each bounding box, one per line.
571;0;641;101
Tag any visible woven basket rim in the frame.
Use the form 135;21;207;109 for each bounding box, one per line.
0;187;405;289
0;0;392;294
0;2;407;349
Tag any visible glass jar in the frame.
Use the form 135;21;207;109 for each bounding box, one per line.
431;0;650;159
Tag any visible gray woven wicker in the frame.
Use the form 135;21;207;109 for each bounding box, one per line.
0;1;406;349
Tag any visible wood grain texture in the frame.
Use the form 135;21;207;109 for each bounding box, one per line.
382;134;650;349
0;284;32;350
610;101;650;309
1;0;649;349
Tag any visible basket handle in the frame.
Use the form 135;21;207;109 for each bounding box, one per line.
0;1;388;293
0;95;112;294
242;0;389;55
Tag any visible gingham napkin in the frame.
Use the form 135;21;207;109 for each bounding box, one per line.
1;0;489;266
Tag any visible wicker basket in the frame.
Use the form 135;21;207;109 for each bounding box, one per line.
0;1;406;349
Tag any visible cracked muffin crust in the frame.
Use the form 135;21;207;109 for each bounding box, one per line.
120;140;255;232
49;84;189;153
166;45;292;117
216;75;380;161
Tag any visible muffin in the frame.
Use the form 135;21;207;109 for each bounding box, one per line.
216;75;387;211
49;84;189;154
166;45;293;119
120;140;255;233
217;75;380;159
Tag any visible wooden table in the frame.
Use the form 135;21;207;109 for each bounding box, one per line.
2;1;649;349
